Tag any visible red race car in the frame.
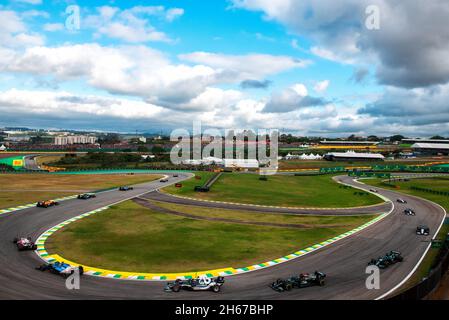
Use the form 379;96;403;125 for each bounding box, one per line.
13;237;38;251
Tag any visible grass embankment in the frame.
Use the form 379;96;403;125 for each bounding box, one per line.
150;200;376;227
0;174;161;209
364;177;449;289
36;155;63;166
47;200;376;273
164;172;382;208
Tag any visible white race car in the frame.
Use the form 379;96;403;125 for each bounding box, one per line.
165;276;225;293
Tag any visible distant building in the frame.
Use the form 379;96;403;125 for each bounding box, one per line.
284;153;323;160
4;134;31;142
403;139;449;145
320;140;379;146
411;143;449;155
223;159;259;169
324;151;385;161
54;135;97;145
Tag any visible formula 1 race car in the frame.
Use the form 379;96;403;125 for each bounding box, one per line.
416;225;430;236
36;200;59;208
270;271;326;292
160;178;169;183
119;186;134;191
404;208;416;216
368;251;403;269
77;193;96;200
13;237;37;251
36;261;84;278
165;276;225;293
397;199;407;204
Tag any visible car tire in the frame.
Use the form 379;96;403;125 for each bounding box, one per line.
172;285;180;292
32;245;38;250
212;285;221;293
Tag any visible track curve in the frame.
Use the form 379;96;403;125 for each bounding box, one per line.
0;174;445;300
142;190;392;216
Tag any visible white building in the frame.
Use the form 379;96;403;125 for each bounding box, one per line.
181;157;259;168
324;151;385;161
411;143;449;155
223;159;259;169
54;135;97;145
285;153;323;160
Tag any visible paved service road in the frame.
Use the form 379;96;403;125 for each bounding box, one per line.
0;174;445;300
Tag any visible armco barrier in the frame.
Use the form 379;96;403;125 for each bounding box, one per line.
390;246;449;300
410;186;449;197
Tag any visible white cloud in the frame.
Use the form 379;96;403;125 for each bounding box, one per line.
0;10;26;34
1;43;308;111
291;83;308;96
179;52;310;82
14;0;42;5
263;83;328;113
314;80;330;93
84;5;184;43
291;39;299;49
43;23;64;32
21;10;49;19
0;89;165;119
0;10;44;48
98;21;170;43
165;8;184;22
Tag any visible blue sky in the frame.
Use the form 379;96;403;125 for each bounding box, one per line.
0;0;448;136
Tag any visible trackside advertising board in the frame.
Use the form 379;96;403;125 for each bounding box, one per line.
0;156;25;169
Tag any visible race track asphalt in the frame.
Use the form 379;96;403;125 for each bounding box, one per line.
143;190;392;216
0;173;445;300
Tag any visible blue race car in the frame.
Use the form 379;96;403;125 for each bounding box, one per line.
36;261;84;278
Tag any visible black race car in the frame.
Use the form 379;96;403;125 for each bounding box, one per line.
165;276;224;293
397;199;407;204
416;225;430;236
119;186;134;191
270;271;326;292
13;237;38;251
404;208;416;216
368;251;403;269
77;193;96;200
